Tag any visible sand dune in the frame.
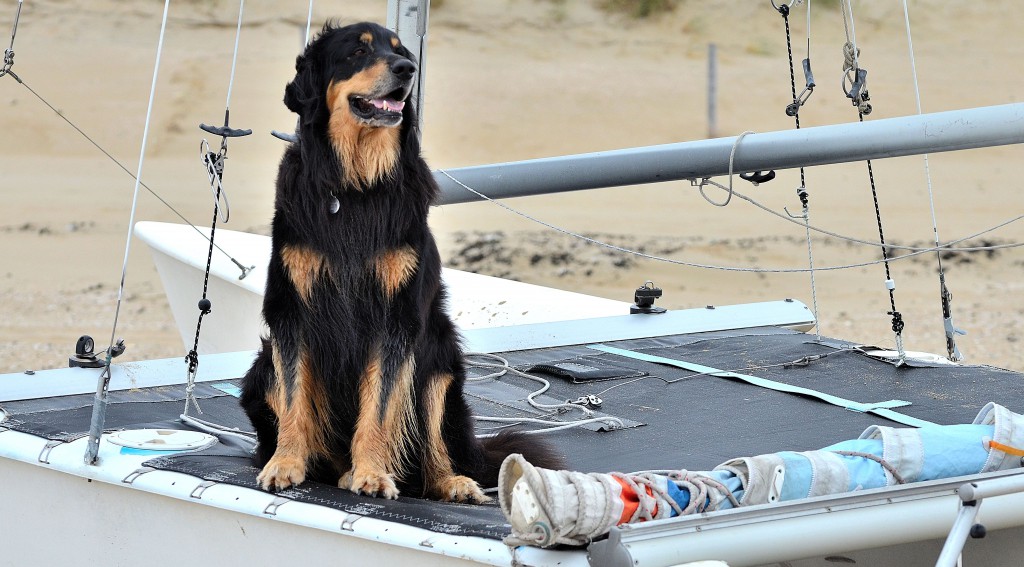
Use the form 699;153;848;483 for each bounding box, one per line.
2;0;1022;373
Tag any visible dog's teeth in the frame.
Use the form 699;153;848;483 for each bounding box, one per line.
364;98;404;113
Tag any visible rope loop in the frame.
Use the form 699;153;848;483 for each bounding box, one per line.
694;130;755;207
841;44;872;114
842;41;860;72
200;139;231;223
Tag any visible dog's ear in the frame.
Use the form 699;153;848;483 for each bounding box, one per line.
284;53;319;117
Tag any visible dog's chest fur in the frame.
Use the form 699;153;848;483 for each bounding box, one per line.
269;146;438;340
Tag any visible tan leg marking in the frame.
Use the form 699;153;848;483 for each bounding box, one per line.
348;348;417;499
326;66;401;189
374;245;419;298
422;373;489;503
331;454;353;489
337;469;353;490
280;245;328;305
259;344;331;491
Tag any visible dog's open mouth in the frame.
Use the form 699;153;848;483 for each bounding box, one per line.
350;91;406;126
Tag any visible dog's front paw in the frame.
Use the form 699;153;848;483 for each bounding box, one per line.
257;455;306;492
437;475;490;503
349;469;399;499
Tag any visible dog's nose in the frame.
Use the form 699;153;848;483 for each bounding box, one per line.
391;58;417;80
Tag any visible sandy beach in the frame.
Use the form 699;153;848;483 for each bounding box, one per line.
2;0;1023;374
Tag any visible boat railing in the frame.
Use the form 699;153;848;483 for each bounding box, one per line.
935;472;1024;567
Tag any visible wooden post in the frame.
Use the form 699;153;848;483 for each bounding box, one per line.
708;43;718;139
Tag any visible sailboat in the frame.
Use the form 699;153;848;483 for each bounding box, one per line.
3;1;1024;565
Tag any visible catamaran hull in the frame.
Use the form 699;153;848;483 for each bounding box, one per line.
3;423;1024;566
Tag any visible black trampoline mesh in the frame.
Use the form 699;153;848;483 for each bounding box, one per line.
4;326;1022;540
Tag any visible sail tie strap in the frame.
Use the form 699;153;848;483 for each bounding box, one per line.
587;344;935;428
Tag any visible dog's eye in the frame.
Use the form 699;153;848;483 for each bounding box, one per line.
352;47;368;58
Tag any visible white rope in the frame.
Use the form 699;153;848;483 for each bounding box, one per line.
438;169;1024;274
900;3;947;265
840;0;860;70
796;1;821;340
840;0;871;115
805;0;811;59
464;352;624;436
224;0;245;111
222;0;245;111
304;0;314;45
901;1;941;242
465;352;595;416
902;0;964;362
474;416;623;437
744;185;1024;253
697;130;754;207
85;0;172;465
106;0;171;364
801;202;822;341
468;350;848;437
180;413;257;448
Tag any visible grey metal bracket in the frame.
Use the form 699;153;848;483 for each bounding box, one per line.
341;512;365;531
190;480;218;499
262;496;291;516
37;440;63;463
122;466;155;485
935;473;1024;567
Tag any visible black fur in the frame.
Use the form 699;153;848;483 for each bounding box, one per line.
240;21;560;500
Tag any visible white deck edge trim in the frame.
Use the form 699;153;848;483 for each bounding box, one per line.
0;428;537;566
462;299;814;353
2;300;813;402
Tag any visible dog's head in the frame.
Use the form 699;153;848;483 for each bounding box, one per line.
285;22;418;188
286;21;417;127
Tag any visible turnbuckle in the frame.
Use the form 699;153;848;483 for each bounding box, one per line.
1;0;23;81
0;48;13;78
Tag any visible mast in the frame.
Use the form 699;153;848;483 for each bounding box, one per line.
386;0;429;135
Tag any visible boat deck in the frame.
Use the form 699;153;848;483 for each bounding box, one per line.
3;324;1022;542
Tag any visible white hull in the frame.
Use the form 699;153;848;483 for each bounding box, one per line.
135;221;633;354
4;416;1024;566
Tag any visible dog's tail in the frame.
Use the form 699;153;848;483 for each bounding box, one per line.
476;430;564;488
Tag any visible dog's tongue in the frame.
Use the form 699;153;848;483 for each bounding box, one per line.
370;98;405;112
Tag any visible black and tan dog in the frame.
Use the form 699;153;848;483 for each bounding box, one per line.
240;22;559;502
